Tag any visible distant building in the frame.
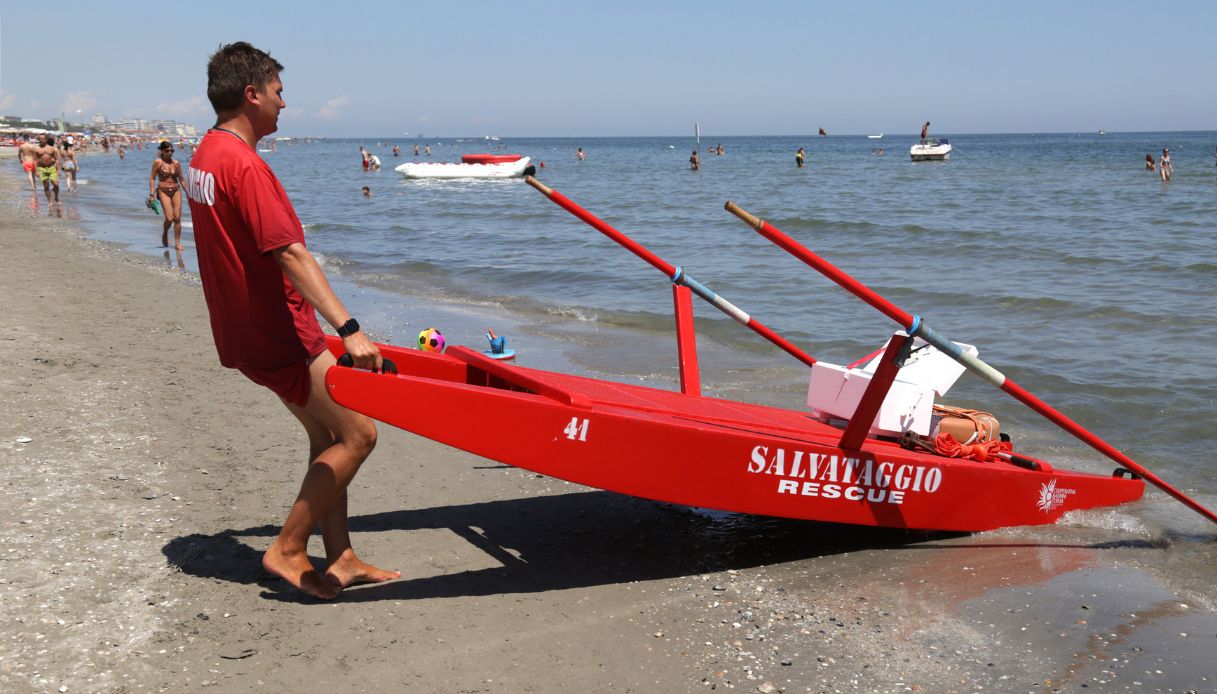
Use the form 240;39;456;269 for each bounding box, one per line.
93;113;106;125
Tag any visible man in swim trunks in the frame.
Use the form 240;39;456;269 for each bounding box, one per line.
187;41;398;600
18;135;40;193
921;121;930;145
33;134;62;205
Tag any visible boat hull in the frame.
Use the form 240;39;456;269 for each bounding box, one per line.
395;157;530;179
461;153;523;164
910;143;951;161
325;337;1143;532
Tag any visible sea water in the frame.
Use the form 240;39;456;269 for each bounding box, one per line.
22;131;1217;532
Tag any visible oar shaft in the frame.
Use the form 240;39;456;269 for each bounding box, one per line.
528;177;675;277
725;200;1217;526
528;178;817;368
725;201;914;327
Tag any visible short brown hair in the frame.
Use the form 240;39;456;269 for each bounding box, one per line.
206;42;284;115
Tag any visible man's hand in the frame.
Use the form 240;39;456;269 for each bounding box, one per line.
341;331;383;371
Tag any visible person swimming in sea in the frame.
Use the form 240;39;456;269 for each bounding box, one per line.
795;147;805;168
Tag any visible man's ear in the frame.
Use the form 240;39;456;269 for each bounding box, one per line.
244;84;261;106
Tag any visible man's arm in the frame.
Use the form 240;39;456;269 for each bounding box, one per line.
273;242;382;370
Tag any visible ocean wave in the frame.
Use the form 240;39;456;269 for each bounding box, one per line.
547;305;599;322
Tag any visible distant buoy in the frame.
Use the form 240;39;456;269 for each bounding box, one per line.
539;161;545;168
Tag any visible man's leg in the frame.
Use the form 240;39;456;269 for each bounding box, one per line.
262;350;398;598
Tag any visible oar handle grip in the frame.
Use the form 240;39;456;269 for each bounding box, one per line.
525;176;553;196
724;200;763;230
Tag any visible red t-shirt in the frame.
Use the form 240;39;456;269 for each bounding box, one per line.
185;129;326;399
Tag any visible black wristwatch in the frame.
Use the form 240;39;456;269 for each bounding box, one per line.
336;318;360;338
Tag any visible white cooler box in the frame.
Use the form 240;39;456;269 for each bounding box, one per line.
807;334;977;438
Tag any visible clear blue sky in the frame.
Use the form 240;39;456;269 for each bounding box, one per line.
2;1;1213;137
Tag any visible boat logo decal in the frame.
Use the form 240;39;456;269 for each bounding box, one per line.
748;445;942;506
1036;478;1076;513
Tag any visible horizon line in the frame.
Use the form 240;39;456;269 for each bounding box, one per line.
269;129;1217;140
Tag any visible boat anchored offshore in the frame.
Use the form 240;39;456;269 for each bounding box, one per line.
910;138;951;161
324;178;1217;533
395;156;533;179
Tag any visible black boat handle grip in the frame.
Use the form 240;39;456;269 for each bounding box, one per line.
337;353;397;374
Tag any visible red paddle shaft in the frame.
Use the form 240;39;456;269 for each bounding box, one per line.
526;177;816;368
724;200;1217;526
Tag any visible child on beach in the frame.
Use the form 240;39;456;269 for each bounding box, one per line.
186;41;397;600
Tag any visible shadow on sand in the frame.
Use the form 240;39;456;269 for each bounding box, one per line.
163;489;960;602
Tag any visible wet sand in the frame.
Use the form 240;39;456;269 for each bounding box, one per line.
1;158;1215;693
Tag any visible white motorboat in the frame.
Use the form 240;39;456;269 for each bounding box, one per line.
867;133;884;139
909;138;951;161
395;156;532;180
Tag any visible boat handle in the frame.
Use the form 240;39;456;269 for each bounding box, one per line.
336;353;398;375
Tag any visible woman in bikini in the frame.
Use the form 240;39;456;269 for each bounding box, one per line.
61;141;79;192
148;140;186;249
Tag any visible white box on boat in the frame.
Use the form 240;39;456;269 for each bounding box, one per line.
806;335;978;437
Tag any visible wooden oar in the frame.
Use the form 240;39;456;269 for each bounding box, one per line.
525;177;816;368
724;200;1217;526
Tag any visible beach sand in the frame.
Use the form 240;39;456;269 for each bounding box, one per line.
1;159;1215;693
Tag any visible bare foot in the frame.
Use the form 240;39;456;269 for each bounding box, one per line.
263;542;340;600
174;245;185;251
325;553;401;589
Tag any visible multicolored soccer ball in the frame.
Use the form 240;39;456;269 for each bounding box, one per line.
417;327;445;352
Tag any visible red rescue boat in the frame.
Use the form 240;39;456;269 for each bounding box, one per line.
461;153;524;164
326;336;1142;532
323;179;1217;532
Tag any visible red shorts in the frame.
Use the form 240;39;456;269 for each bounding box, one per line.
23;160;35;172
238;360;312;407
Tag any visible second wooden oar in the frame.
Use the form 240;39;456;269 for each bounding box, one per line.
723;199;1217;526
